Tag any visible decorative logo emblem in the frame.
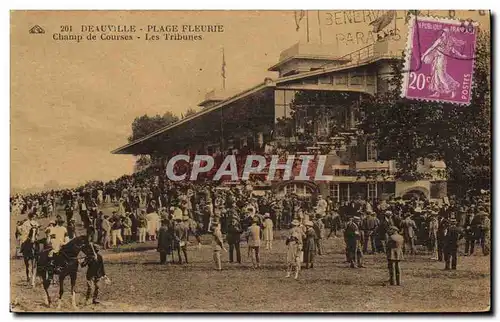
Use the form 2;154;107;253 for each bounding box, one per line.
29;25;45;34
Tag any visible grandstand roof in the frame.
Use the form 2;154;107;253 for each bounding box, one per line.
112;46;399;156
111;81;275;155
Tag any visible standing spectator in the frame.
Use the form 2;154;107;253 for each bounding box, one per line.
226;215;242;264
97;188;103;205
262;213;274;250
377;211;393;253
303;221;317;269
345;216;364;268
212;218;225;271
313;214;325;256
285;219;304;279
111;215;123;247
463;210;475;256
104;185;111;204
101;215;111;250
80;199;90;229
138;211;148;243
400;213;418;255
122;213;132;244
65;202;74;224
360;210;379;254
327;207;342;238
437;217;449;261
475;207;490;255
245;217;261;269
386;226;404;286
428;212;439;260
187;216;203;249
443;217;463;270
173;216;189;264
81;244;107;305
157;218;173;264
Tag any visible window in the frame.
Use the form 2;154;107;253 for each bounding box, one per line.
340;183;350;203
295;108;308;133
367;183;377;202
350;71;363;85
274;90;295;122
366;140;378;161
335;74;348;85
302;78;317;85
319;75;333;85
366;74;375;86
329;183;340;202
282;183;313;196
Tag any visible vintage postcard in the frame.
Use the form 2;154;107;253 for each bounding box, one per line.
10;10;491;313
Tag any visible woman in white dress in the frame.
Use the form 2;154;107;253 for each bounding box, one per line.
285;220;305;279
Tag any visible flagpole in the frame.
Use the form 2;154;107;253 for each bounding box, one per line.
306;10;310;43
222;47;226;90
317;10;322;44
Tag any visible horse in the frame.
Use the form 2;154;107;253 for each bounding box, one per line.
36;235;92;308
21;225;40;287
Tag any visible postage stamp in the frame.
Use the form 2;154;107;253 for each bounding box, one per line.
402;15;477;105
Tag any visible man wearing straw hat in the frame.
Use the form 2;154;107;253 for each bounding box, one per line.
173;215;189;264
245;216;262;269
386;226;404;286
212;217;226;271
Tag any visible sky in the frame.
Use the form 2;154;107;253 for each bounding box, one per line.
10;10;489;190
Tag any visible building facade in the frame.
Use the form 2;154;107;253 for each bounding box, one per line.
113;40;447;203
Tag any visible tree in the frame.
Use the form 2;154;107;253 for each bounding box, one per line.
185;108;198;117
359;31;491;196
127;111;180;168
127;112;179;143
134;155;152;173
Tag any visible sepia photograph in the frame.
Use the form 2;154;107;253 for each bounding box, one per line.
10;9;491;312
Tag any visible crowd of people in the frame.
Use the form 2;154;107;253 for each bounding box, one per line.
12;163;491;290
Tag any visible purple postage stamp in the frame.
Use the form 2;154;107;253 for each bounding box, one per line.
402;15;477;105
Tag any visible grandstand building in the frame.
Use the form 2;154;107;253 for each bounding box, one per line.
112;41;447;203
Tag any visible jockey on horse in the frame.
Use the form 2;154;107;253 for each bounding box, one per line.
19;212;40;253
46;216;69;273
20;212;41;285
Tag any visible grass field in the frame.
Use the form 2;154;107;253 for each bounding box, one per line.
9;207;491;312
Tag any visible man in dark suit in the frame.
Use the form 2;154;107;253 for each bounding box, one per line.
386;226;404;286
443;217;463;270
437;216;449;261
344;216;364;268
226;216;242;264
174;216;189;264
157;218;173;264
463;210;475;256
